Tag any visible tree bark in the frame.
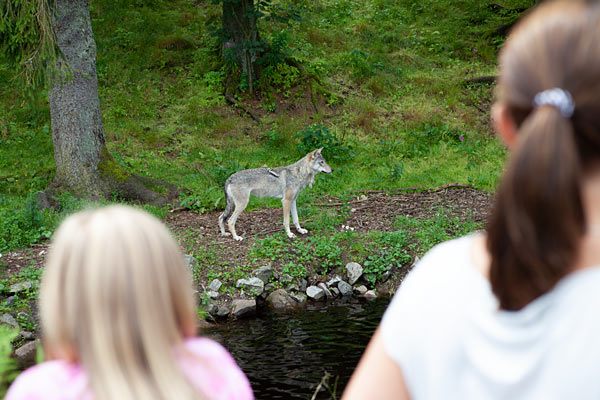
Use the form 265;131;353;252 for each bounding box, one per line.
222;0;260;93
46;0;175;205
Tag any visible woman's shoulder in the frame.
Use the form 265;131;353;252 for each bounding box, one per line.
180;336;254;399
6;360;90;400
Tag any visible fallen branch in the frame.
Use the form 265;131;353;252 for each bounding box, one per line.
433;183;473;192
350;186;422;194
464;75;496;86
225;93;260;123
313;198;370;207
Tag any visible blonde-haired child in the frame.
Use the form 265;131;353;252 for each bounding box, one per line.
6;205;253;400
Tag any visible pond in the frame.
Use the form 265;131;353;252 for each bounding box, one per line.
205;297;390;399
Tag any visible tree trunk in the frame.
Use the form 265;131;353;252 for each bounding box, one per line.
222;0;260;93
46;0;175;205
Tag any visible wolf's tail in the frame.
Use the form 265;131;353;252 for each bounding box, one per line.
219;182;235;224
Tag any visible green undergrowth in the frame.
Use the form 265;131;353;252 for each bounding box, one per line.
0;0;536;252
186;207;484;292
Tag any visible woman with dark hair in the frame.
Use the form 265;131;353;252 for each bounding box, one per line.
343;1;600;398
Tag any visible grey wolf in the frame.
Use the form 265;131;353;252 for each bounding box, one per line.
218;148;333;240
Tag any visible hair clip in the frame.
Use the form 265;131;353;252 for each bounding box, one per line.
533;88;574;118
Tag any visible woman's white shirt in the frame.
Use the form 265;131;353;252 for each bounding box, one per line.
380;234;600;400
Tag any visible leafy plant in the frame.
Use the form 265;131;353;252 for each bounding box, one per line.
294;124;352;160
0;326;19;398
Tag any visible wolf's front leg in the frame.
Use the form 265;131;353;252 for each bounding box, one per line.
282;198;295;238
291;199;308;235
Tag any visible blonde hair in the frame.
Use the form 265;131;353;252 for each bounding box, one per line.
40;205;201;399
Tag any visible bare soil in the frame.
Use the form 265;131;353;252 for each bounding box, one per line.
1;187;494;284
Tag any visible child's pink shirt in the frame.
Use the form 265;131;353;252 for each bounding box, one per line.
6;337;254;400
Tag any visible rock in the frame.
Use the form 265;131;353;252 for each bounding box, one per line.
300;278;308;292
21;331;35;340
9;281;34;294
331;287;340;297
346;262;363;285
0;313;19;329
184;255;198;271
280;274;293;284
338;280;353;296
286;284;300;292
353;285;368;296
306;286;325;301
232;299;256;318
266;289;297;309
380;268;393;283
6;296;15;307
289;293;307;304
363;290;377;300
14;339;40;369
236;277;264;295
206;290;220;299
206;302;218;316
317;283;333;299
253;266;273;283
208;279;222;292
327;275;342;287
215;305;231;318
264;283;275;293
197;320;215;330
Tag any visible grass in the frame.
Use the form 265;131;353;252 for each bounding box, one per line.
0;0;535;253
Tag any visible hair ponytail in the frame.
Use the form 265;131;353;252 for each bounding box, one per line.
487;106;585;310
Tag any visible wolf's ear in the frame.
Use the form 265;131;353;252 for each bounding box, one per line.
308;149;316;160
316;147;323;154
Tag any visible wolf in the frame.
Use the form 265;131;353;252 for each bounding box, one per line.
218;148;333;241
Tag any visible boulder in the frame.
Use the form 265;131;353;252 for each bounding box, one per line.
317;283;334;299
346;262;363;285
0;313;19;329
184;254;198;272
232;299;256;318
306;286;325;301
208;279;222;292
9;281;34;294
353;285;368;296
236;277;264;295
206;290;220;299
253;266;273;283
215;305;230;318
289;293;307;304
326;275;342;287
266;289;297;310
331;287;340;297
15;339;40;369
338;280;353;296
363;290;377;300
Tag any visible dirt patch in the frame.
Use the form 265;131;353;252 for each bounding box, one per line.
1;187;494;282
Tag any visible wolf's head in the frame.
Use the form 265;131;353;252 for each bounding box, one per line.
307;148;333;174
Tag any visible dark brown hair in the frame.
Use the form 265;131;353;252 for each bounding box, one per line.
487;0;600;310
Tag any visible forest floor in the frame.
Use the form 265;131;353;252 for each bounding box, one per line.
1;187;493;299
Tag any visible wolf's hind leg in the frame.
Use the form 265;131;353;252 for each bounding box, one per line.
228;195;249;241
291;199;307;235
218;213;231;236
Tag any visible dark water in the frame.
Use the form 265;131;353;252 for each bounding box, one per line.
205;297;390;400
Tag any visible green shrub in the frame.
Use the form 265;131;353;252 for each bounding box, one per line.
0;194;55;252
0;326;19;397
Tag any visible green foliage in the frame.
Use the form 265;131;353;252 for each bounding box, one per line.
0;326;19;397
0;0;66;89
294;124;353;160
281;261;306;280
361;231;411;285
394;208;483;256
0;194;55;252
